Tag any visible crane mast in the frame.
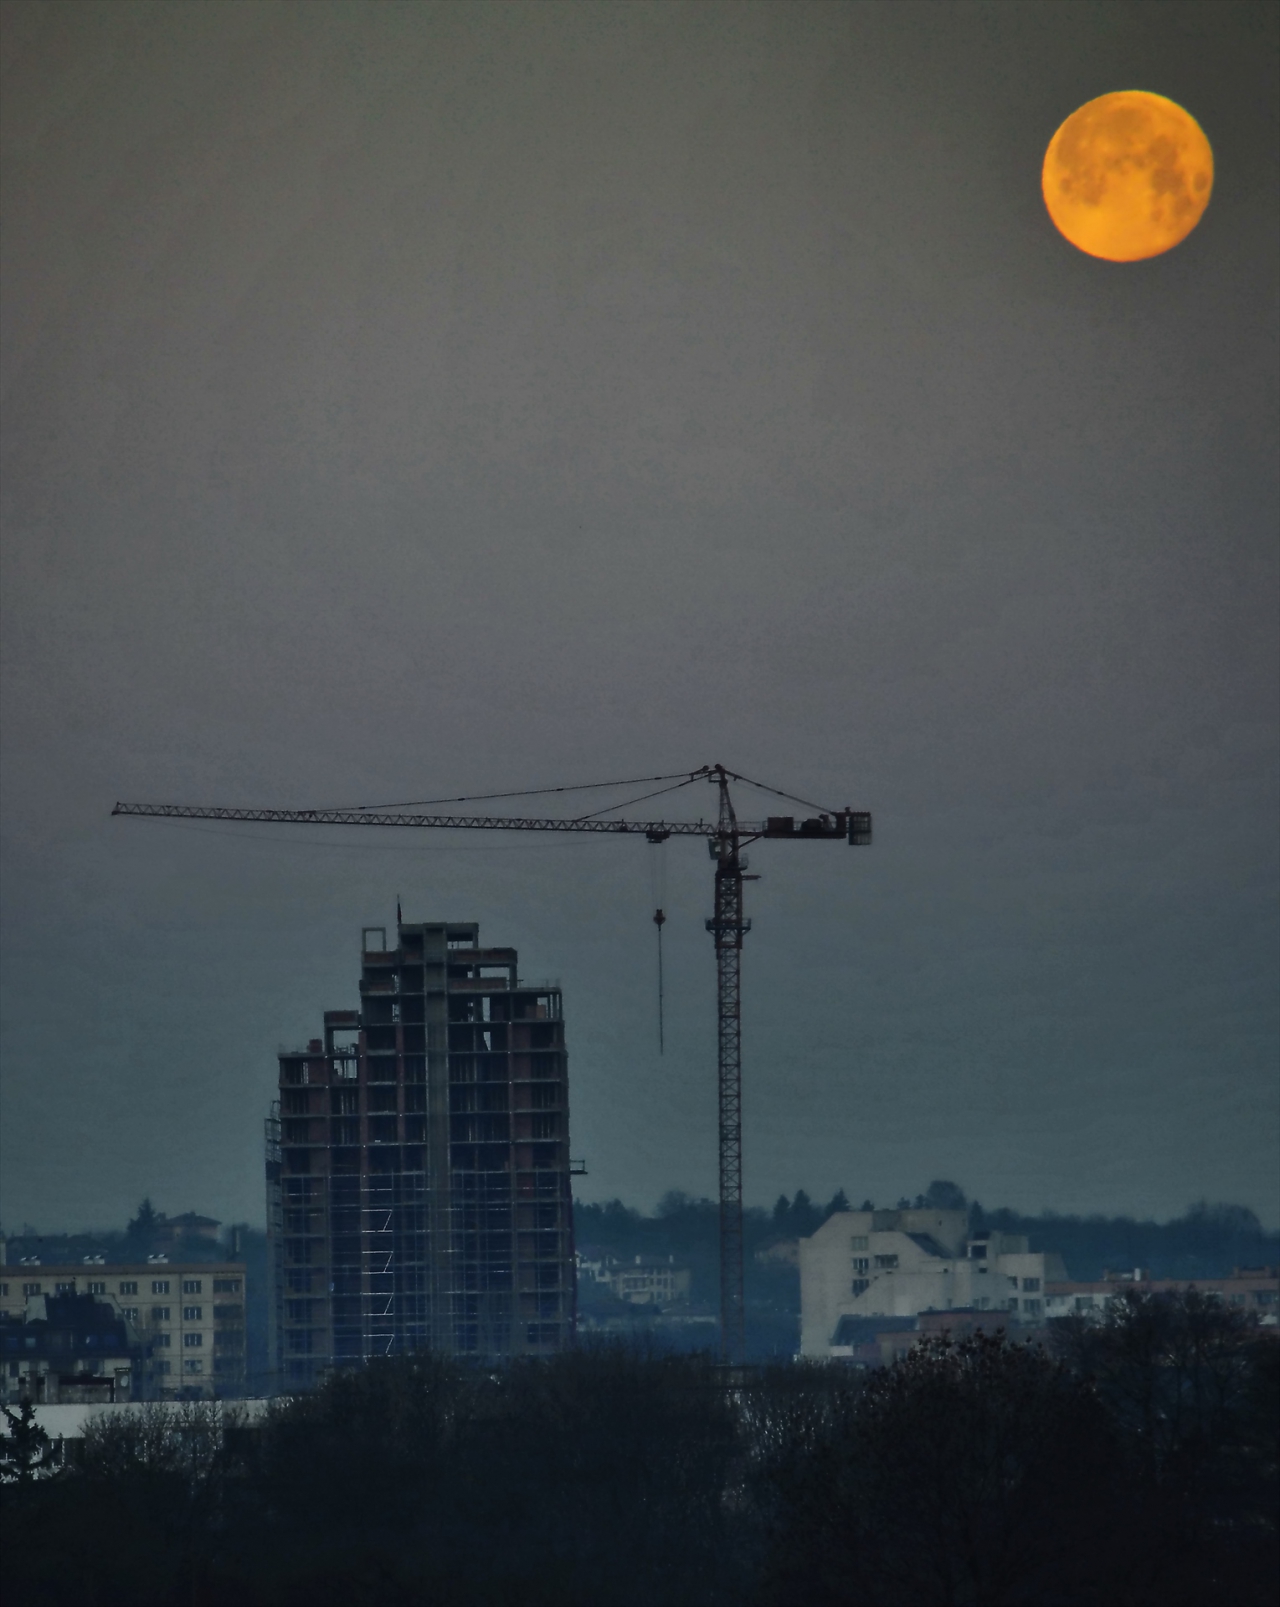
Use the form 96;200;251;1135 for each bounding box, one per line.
113;765;870;1363
707;767;749;1363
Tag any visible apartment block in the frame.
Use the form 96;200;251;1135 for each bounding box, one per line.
0;1264;246;1399
800;1209;1065;1358
268;918;575;1387
1044;1266;1280;1321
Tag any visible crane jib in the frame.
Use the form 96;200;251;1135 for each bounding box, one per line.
112;773;870;1366
111;802;872;843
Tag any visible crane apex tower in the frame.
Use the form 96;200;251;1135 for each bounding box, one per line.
267;918;575;1387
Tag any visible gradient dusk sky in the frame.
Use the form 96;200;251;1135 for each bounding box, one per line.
2;0;1276;1232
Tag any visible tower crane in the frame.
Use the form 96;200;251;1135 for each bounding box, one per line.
113;763;871;1362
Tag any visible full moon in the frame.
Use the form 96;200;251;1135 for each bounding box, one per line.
1042;91;1213;262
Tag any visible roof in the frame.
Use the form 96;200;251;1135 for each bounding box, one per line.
1047;1273;1279;1295
905;1232;951;1259
832;1315;918;1345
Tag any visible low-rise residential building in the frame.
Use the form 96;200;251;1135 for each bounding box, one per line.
575;1249;692;1307
1;1293;144;1404
800;1208;1065;1359
1044;1266;1279;1322
0;1263;247;1398
827;1305;1016;1366
610;1256;692;1307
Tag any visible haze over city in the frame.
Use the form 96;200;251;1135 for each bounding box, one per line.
2;0;1276;1238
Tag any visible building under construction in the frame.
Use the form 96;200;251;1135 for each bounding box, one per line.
267;919;575;1387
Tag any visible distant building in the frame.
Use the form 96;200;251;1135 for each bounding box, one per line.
0;1293;144;1404
575;1250;691;1307
0;1264;247;1399
800;1208;1065;1359
1044;1266;1279;1322
268;918;576;1388
153;1212;222;1249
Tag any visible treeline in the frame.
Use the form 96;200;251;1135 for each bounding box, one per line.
575;1186;1280;1282
970;1199;1279;1281
3;1291;1276;1606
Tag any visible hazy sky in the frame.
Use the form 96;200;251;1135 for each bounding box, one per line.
2;0;1276;1234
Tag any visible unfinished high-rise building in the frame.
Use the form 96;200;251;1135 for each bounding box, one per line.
266;919;575;1388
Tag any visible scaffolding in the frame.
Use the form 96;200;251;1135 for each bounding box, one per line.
267;920;575;1387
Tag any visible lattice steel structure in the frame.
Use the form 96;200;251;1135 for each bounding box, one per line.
119;765;870;1366
266;919;574;1388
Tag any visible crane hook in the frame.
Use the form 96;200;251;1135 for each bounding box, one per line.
653;907;666;1055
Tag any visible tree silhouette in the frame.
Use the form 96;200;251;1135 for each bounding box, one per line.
0;1399;59;1488
759;1333;1117;1606
125;1198;161;1256
923;1179;968;1212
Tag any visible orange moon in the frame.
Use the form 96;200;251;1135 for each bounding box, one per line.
1042;91;1213;261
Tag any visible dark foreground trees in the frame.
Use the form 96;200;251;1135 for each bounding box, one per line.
754;1334;1119;1606
3;1298;1275;1607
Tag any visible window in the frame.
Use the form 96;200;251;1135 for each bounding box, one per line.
155;1360;172;1374
122;1308;140;1322
183;1358;204;1374
874;1254;898;1270
55;1282;75;1294
212;1279;241;1295
153;1333;171;1348
851;1278;869;1297
183;1332;203;1348
152;1307;171;1322
151;1280;170;1295
1022;1298;1042;1316
182;1280;202;1296
850;1236;869;1251
0;1284;6;1297
182;1306;203;1322
22;1283;42;1297
852;1257;869;1274
88;1281;107;1295
1021;1277;1040;1292
119;1282;138;1296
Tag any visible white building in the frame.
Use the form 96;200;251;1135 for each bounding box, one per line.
1044;1266;1279;1323
799;1209;1066;1359
574;1249;692;1307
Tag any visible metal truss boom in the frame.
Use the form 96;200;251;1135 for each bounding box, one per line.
113;767;870;1362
